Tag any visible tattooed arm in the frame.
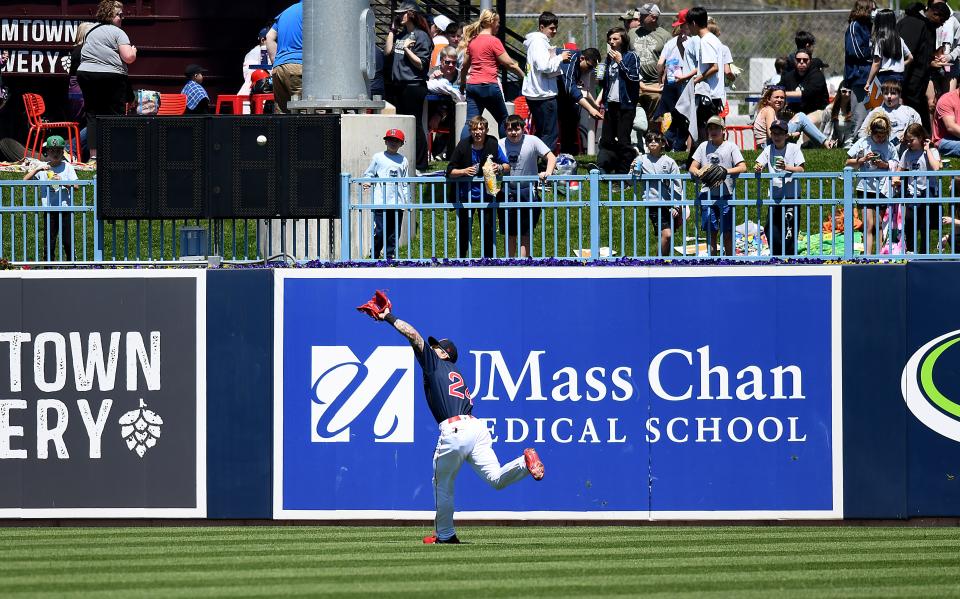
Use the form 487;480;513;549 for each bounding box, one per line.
377;308;425;354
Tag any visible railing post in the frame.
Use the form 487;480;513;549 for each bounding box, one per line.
842;167;854;260
340;173;351;262
93;177;103;261
589;169;600;261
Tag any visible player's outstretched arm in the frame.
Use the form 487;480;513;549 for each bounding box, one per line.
378;308;425;354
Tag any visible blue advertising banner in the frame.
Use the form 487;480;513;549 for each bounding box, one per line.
275;267;842;520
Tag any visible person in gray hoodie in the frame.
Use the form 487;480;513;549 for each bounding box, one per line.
521;11;571;152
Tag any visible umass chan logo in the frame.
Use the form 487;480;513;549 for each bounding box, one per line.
901;330;960;442
310;346;415;443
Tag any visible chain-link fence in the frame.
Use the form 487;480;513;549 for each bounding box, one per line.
506;10;849;94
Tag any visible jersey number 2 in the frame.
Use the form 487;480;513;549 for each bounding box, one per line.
448;372;471;403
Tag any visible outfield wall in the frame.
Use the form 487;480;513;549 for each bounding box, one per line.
1;265;959;520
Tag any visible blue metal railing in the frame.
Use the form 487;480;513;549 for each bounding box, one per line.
341;168;960;262
0;179;99;263
4;168;960;264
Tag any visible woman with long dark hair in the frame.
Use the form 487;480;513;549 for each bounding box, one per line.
844;0;876;136
385;3;433;171
458;9;524;139
864;9;912;90
77;0;136;162
598;27;640;152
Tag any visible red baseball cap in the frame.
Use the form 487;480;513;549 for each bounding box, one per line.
672;9;688;27
384;128;405;142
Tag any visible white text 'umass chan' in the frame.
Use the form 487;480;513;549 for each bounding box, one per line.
469;346;813;445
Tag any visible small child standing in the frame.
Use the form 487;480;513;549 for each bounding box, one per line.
633;131;686;257
754;119;805;257
893;123;941;254
361;128;409;260
689;115;747;256
846;113;899;255
23;135;79;261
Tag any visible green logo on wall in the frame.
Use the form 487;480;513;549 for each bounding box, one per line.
901;330;960;442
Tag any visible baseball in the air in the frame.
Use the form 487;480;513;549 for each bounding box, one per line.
256;135;267;146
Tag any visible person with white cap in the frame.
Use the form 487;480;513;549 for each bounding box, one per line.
431;14;454;46
429;14;458;68
620;8;642;31
630;3;671;126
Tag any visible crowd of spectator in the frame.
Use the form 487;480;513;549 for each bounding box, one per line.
20;0;960;260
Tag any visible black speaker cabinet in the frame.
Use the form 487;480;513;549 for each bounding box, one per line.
96;114;342;220
97;118;151;220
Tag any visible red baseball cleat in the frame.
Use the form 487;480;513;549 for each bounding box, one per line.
423;533;460;544
524;448;544;481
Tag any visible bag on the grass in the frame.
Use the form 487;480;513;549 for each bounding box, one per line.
134;89;160;116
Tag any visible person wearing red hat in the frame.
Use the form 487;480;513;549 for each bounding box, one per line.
360;129;410;260
654;9;694;147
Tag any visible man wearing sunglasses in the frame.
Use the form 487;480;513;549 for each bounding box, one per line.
780;49;830;127
427;46;464;160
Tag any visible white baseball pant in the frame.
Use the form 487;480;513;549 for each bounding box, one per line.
433;416;528;540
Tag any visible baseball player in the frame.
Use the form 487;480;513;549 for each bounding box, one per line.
358;291;544;544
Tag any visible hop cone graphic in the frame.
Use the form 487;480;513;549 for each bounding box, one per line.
119;398;163;458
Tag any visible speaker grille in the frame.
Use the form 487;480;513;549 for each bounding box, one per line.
97;118;150;220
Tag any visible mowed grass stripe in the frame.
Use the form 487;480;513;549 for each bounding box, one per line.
3;535;960;559
3;545;956;576
2;564;959;597
3;525;959;543
3;539;960;567
0;527;959;597
2;555;959;587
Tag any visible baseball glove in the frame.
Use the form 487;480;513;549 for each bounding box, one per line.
698;164;728;188
356;290;392;320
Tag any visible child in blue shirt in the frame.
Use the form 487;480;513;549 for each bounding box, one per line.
362;128;410;260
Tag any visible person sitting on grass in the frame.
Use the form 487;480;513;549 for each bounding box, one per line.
23;135;79;261
632;131;685;257
846;113;899;255
754;119;805;257
689;115;747;257
752;84;836;148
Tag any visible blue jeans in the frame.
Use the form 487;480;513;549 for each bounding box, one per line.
372;209;398;260
462;83;508;139
526;97;558;151
939;138;960;157
790;113;827;145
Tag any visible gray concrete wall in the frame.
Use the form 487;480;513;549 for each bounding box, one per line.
257;113;417;261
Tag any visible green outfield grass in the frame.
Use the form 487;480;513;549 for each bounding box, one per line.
1;525;959;597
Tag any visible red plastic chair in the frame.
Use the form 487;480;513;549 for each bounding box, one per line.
725;125;756;151
251;93;274;115
215;95;244;114
22;93;82;161
157;93;187;116
512;96;533;134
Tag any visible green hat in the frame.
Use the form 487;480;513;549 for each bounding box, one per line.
43;135;66;149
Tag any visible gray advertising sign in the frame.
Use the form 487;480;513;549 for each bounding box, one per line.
0;271;205;517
